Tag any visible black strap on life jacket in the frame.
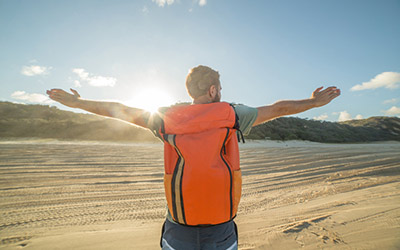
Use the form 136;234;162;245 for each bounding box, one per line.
230;104;245;143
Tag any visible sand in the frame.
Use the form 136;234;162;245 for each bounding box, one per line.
0;140;399;249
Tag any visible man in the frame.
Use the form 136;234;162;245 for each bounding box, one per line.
47;65;340;249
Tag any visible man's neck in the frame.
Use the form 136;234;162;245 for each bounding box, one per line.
192;96;211;105
192;96;220;105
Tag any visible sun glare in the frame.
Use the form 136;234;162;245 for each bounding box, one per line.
128;88;174;113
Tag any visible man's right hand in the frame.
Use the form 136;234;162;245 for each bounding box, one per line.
46;88;81;108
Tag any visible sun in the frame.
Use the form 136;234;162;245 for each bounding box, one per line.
128;88;174;113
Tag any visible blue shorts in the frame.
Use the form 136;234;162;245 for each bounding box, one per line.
160;219;238;250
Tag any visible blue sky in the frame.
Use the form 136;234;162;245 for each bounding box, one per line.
1;0;399;122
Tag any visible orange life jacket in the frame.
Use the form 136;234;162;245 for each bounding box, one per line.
159;102;243;226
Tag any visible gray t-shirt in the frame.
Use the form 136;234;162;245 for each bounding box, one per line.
232;103;258;136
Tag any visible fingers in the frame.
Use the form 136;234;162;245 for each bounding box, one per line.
47;89;62;97
47;88;63;93
47;89;65;96
47;89;57;99
329;88;341;98
317;87;340;99
46;89;72;103
311;86;341;107
46;88;80;108
313;87;324;94
47;88;81;98
319;86;337;94
321;88;340;103
70;88;81;98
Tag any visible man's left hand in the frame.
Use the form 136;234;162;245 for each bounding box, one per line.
311;86;341;107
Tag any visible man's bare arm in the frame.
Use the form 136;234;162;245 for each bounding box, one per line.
253;86;340;126
46;88;149;128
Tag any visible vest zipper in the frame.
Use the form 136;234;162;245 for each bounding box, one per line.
220;128;233;219
169;135;186;225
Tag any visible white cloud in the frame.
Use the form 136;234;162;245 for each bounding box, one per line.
383;98;398;105
72;68;116;87
11;91;54;104
383;106;400;116
72;68;89;79
313;114;329;121
355;114;363;120
337;111;363;122
21;65;51;76
338;111;352;122
351;72;400;91
152;0;174;7
199;0;207;6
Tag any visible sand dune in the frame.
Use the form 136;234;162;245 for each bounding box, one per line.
0;140;399;249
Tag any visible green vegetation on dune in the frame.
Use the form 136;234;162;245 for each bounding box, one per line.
0;101;158;142
247;116;400;142
1;101;399;143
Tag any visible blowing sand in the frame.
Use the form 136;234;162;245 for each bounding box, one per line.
0;140;399;249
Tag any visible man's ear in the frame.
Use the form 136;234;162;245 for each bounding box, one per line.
208;85;217;98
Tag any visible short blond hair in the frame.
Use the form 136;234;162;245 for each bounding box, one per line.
185;65;220;99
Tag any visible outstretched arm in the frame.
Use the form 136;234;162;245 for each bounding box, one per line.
253;86;340;126
46;88;150;129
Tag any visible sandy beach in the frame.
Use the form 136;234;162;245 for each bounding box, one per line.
0;140;399;249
